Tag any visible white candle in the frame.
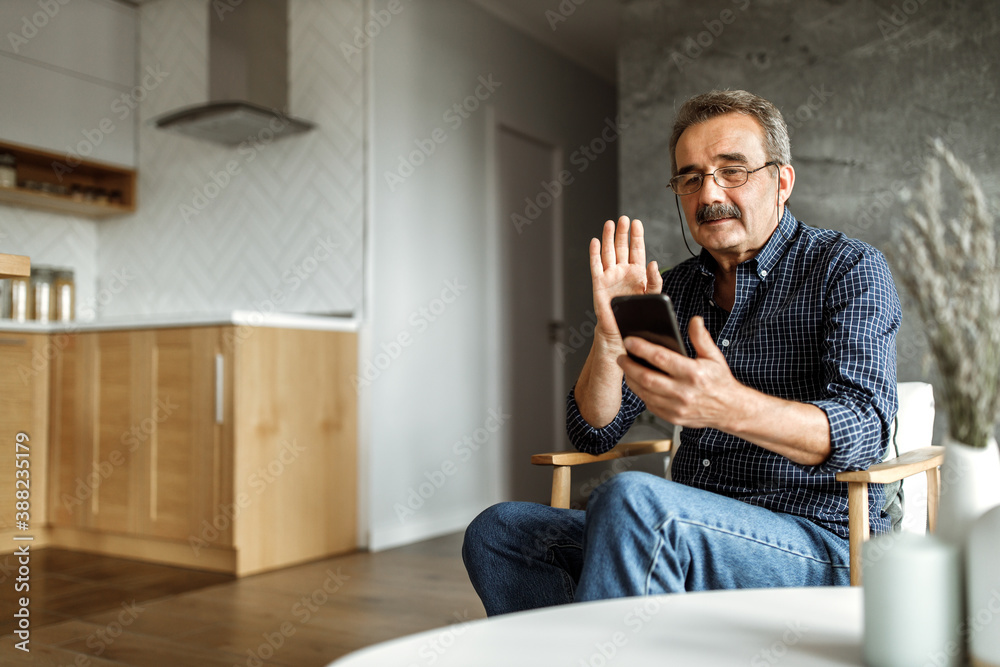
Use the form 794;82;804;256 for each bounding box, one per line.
863;532;963;667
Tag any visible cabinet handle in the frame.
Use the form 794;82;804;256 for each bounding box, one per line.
215;353;224;424
0;338;27;346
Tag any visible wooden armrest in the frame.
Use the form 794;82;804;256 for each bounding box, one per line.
531;439;673;467
835;446;945;484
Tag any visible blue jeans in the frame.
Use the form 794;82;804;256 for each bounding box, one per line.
462;471;850;616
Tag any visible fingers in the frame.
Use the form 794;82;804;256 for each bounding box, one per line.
589;237;604;283
614;216;630;265
629;218;645;267
601;219;616;270
647;260;663;294
621;336;687;376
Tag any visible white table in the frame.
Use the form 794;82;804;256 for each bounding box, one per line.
328;587;863;666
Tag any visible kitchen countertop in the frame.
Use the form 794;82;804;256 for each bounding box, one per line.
0;310;360;333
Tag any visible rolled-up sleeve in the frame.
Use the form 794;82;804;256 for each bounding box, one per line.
566;380;646;455
805;246;901;475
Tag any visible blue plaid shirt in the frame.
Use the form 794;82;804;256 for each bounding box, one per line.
567;209;901;539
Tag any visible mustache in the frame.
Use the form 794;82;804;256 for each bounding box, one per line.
696;203;742;224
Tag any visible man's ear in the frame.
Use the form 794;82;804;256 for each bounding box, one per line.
778;164;795;208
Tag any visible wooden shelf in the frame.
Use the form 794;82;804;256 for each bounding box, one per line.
0;253;29;279
0;140;136;219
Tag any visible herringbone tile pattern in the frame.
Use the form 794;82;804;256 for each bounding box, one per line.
97;0;365;318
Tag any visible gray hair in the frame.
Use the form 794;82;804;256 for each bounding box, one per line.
669;90;791;175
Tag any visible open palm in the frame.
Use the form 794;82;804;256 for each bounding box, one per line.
590;216;663;345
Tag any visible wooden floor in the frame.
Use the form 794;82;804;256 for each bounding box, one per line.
0;532;486;666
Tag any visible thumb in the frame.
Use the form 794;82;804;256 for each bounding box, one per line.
689;316;725;361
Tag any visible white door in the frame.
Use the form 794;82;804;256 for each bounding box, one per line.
497;126;563;504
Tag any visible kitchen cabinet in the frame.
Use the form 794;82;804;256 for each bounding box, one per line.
47;325;357;576
0;140;137;219
0;0;137;168
48;329;224;543
0;333;49;543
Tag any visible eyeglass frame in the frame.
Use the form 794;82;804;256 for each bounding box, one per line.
667;161;778;196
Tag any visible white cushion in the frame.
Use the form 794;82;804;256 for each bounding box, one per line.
890;382;935;533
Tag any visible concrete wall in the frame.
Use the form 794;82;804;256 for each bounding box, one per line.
619;0;1000;442
365;0;618;550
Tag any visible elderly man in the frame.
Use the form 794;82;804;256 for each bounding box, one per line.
463;90;901;616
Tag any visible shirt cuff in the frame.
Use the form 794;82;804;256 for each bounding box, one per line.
807;399;882;474
566;385;635;455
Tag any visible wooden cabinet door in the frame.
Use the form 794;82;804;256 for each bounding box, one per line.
48;332;94;529
139;327;229;543
49;327;230;544
0;333;48;537
89;330;142;534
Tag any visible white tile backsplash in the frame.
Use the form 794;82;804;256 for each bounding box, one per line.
96;0;366;319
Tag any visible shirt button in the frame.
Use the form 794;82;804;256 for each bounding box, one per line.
760;269;768;278
721;339;730;347
702;459;711;467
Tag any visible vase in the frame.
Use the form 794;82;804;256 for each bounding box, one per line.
863;533;964;667
935;437;1000;548
968;505;1000;667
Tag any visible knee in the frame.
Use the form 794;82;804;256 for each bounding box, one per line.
587;471;668;518
590;471;660;503
463;502;526;565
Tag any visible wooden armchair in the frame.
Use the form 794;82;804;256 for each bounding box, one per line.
531;382;944;586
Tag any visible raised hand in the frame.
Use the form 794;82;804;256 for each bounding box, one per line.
590;216;663;348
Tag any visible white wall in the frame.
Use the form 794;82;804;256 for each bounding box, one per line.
97;0;366;319
365;0;618;550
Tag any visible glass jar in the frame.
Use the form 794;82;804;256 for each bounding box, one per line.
0;279;10;319
30;266;56;322
0;153;15;188
54;268;75;322
9;275;30;322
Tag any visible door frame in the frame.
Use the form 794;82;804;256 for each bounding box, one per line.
485;112;566;504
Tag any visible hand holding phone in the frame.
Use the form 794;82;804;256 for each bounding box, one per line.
610;294;687;371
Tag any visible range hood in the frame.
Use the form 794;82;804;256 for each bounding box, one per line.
152;0;314;146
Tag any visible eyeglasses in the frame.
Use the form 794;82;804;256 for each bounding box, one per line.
667;162;777;196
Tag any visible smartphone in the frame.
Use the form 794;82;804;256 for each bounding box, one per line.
610;293;687;370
